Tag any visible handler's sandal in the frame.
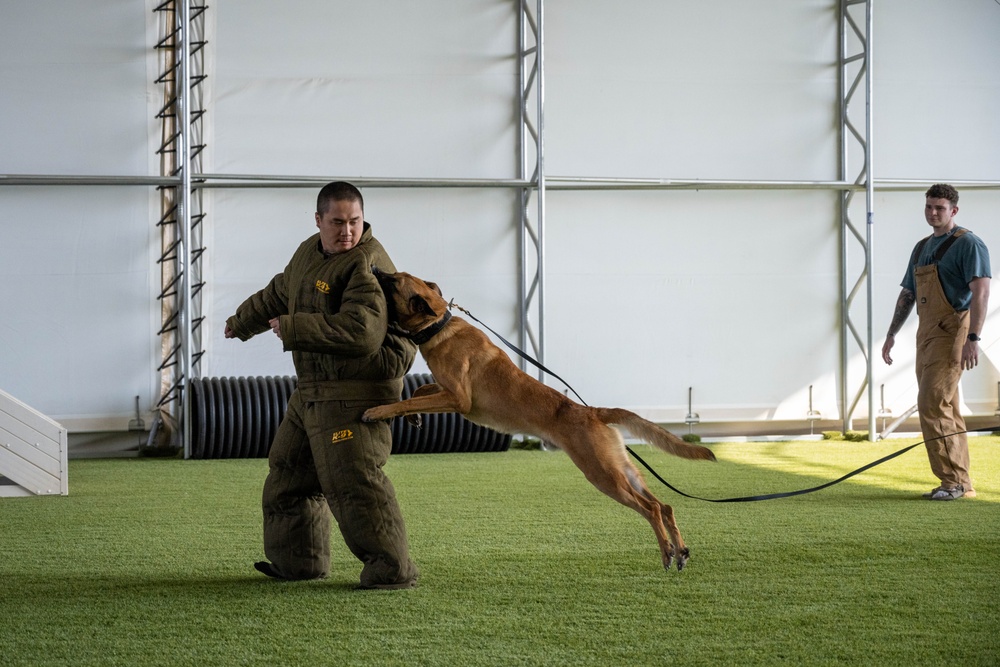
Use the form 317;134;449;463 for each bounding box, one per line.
929;486;964;501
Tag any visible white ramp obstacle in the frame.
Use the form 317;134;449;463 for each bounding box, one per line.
0;388;68;497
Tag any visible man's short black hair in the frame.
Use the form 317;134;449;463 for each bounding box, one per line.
925;183;959;207
317;181;364;216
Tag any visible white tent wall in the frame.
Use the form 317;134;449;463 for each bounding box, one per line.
209;2;519;179
543;188;844;424
0;1;997;457
0;186;157;429
545;1;840;181
542;0;841;424
0;1;159;455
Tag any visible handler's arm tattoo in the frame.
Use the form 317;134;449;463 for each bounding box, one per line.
887;288;915;338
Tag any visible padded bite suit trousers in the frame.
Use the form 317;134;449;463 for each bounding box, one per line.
261;391;418;585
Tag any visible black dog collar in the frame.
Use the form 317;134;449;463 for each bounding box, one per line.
402;310;452;345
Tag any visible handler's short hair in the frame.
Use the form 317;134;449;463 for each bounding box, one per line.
317;181;364;216
925;183;959;207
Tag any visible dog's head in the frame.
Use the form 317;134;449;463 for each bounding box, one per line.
372;267;448;333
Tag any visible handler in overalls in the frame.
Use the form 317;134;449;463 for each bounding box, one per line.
881;184;991;501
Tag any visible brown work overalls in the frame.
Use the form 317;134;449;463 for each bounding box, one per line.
913;229;973;492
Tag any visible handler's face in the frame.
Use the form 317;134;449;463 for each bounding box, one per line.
924;197;958;236
316;199;364;254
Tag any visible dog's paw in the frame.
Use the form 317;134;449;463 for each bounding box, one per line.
405;414;423;429
361;408;380;423
675;547;690;571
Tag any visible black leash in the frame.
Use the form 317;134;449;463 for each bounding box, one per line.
448;300;588;405
629;438;923;503
631;424;1000;502
447;300;994;503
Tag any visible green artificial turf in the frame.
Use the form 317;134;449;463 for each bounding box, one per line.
1;437;998;666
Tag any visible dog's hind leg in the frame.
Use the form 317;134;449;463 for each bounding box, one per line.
614;455;692;570
563;433;680;571
651;496;689;571
620;465;684;571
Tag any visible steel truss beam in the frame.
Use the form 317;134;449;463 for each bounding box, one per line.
839;0;875;437
518;0;546;376
154;1;207;457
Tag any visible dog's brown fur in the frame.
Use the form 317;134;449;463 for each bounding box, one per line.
362;271;716;570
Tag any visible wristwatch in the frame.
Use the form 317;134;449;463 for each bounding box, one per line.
968;333;982;342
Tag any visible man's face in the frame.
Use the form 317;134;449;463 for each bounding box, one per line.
925;197;958;234
316;198;364;254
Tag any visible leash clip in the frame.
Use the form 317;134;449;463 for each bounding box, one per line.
448;298;471;317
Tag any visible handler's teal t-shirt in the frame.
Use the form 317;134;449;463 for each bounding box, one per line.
901;226;992;311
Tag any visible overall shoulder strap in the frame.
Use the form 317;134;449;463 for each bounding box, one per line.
912;236;931;266
933;228;967;261
913;228;968;266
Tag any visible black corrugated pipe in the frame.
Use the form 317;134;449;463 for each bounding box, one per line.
188;375;511;459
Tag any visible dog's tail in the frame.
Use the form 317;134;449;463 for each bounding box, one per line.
594;408;716;462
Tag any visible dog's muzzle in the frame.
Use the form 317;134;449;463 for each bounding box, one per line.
371;266;396;298
371;266;402;324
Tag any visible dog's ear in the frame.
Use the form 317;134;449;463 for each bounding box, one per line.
424;280;443;297
408;294;439;317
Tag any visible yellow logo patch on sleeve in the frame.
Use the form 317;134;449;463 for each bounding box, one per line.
315;279;331;294
331;429;354;444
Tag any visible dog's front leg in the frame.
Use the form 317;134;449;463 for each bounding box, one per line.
362;385;468;423
403;384;446;428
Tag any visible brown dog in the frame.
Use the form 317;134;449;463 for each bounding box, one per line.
362;270;716;570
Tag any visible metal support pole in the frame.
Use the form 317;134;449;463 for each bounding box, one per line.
839;0;850;434
517;2;529;362
152;1;205;457
517;0;545;376
838;0;874;437
178;0;194;457
535;0;546;369
864;0;876;439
